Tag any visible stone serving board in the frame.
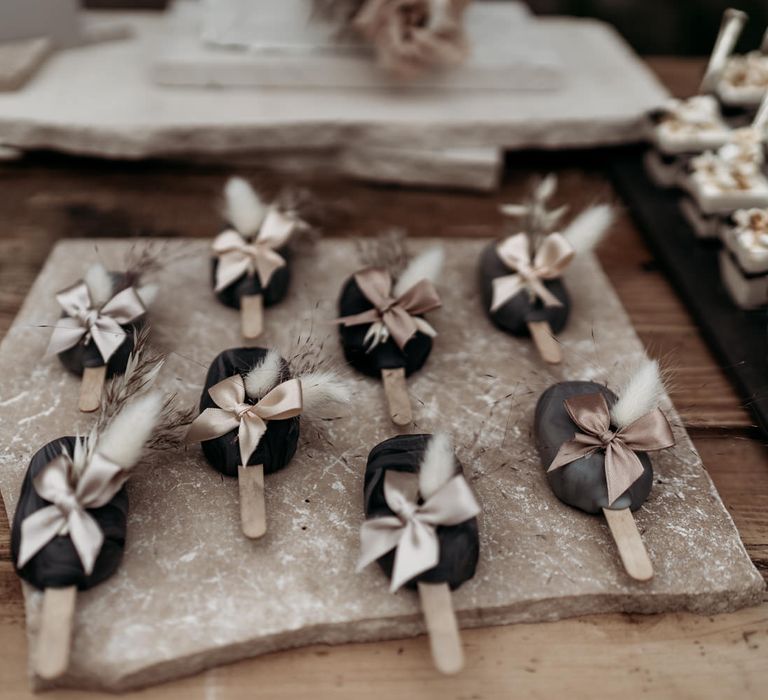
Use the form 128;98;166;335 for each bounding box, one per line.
0;238;762;692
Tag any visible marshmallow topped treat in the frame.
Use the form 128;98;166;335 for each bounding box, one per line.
478;176;613;364
533;360;675;581
718;50;768;108
649;96;731;155
720;207;768;308
683;127;768;215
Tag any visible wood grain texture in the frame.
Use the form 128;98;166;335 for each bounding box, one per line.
0;57;765;698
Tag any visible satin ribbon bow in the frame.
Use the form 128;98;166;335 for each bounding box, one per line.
45;281;146;363
211;207;297;292
547;393;675;506
185;374;303;467
17;451;127;576
336;268;442;351
491;233;575;312
357;470;480;592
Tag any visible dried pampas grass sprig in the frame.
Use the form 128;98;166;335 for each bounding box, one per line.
610;358;667;429
563;204;614;255
146;397;197;453
393;245;444;297
94;324;164;437
356;229;408;277
298;370;352;420
419;432;456;500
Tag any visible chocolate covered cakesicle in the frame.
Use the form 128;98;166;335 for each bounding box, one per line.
358;433;480;674
46;263;154;412
337;243;443;426
479;176;613;364
534;360;675;581
211;178;306;339
186;346;348;538
11;389;163;681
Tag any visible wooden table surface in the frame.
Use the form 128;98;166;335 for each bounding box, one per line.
0;58;766;699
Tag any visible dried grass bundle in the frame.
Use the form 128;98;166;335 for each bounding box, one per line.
356;229;409;277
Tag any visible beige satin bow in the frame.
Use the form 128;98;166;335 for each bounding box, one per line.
491;233;575;312
185;374;303;467
547;393;675;506
357;470;480;592
17;451;127;576
212;207;297;292
45;281;146;363
336;268;442;351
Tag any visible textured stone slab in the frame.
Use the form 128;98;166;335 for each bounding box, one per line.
156;1;563;91
0;238;761;692
0;11;669;159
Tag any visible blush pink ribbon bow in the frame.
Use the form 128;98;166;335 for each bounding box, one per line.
211;208;297;292
336;268;442;351
17;451;128;575
45;281;146;363
185;375;303;467
357;470;480;592
491;233;575;312
547;393;675;505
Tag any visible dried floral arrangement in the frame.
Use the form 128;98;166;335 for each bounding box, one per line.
313;0;473;77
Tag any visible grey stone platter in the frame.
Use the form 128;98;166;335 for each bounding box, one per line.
0;238;762;692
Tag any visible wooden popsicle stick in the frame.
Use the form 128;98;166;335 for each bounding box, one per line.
417;582;464;675
381;367;412;427
238;464;266;539
78;365;106;413
602;507;654;582
35;585;77;680
527;321;562;365
241;294;263;339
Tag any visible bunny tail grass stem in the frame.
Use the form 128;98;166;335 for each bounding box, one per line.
298;370;352;420
610;359;666;429
563;204;615;255
224;177;266;237
244;350;282;400
84;263;113;307
419;432;456;500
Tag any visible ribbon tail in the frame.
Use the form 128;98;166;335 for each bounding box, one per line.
254;248;287;289
390;520;439;592
215;253;250;292
335;309;380;329
45;319;86;357
237;414;268;467
91;318;127;364
17;506;65;569
547;440;599;472
604;444;646;506
68;508;105;576
356;517;404;573
185;408;240;445
528;278;563;308
490;274;524;312
383;307;418;351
